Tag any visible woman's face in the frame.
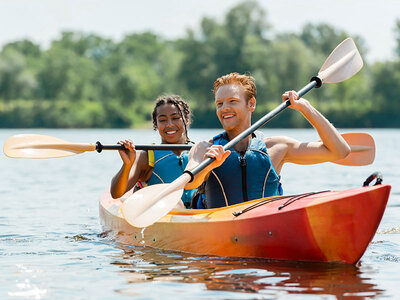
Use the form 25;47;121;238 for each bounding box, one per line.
155;103;186;144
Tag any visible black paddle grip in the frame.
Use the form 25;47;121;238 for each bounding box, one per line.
310;76;322;88
96;141;125;152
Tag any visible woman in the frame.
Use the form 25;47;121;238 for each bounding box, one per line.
110;95;195;208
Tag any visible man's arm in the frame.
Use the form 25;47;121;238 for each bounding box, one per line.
272;91;350;169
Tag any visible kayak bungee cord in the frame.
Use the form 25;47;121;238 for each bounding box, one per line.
234;173;385;217
232;191;330;217
278;191;330;210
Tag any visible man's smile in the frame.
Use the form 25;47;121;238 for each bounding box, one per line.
222;113;235;119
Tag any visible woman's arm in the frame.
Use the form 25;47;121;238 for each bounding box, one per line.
110;140;150;199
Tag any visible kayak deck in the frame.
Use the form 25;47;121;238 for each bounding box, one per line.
99;184;391;264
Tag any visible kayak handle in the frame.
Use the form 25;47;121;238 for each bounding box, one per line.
363;172;383;186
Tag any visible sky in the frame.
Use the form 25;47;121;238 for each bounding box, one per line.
0;0;399;63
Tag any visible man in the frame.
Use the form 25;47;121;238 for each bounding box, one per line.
185;72;350;208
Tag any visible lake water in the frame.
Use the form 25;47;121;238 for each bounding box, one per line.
1;128;399;299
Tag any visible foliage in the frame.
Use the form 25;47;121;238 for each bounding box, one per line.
395;19;400;57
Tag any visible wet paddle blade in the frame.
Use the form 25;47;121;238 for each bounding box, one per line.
318;38;363;83
333;133;375;166
4;133;193;159
122;173;191;228
3;134;96;159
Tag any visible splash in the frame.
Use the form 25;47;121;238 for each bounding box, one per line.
378;226;400;234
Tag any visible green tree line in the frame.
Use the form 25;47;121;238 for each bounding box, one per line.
1;1;399;128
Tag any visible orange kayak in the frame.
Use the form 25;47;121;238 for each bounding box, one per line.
99;184;391;264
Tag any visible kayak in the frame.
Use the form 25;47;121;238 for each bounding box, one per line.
99;183;391;264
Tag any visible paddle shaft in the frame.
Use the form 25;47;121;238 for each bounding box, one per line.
95;142;192;152
186;80;319;179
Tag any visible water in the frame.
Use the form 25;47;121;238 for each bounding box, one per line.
1;128;399;299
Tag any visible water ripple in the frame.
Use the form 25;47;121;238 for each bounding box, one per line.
2;128;400;299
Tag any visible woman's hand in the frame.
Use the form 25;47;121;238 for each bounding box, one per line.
117;139;136;166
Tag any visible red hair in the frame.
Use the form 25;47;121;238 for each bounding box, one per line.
213;72;256;102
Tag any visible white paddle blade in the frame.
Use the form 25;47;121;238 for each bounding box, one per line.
3;134;95;158
122;173;191;228
318;38;363;83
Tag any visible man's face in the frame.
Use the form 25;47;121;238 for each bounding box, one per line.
215;84;255;133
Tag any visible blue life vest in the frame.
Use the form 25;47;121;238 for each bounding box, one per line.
147;149;195;208
204;132;282;208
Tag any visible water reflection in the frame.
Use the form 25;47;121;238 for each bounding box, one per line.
109;244;385;298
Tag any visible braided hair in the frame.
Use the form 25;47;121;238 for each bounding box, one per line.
152;95;193;143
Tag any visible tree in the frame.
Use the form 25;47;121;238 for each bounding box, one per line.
37;46;96;101
52;31;115;60
0;49;37;100
2;39;41;58
372;61;400;109
395;19;400;57
299;23;367;59
177;0;271;109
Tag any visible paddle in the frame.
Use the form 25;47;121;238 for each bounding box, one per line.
122;38;364;228
3;134;192;159
3;132;373;165
332;132;375;166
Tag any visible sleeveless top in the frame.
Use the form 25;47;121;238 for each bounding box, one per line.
147;149;195;208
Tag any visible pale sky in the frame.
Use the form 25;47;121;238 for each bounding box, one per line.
0;0;399;63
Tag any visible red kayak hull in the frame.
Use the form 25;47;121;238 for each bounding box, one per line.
99;184;390;264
